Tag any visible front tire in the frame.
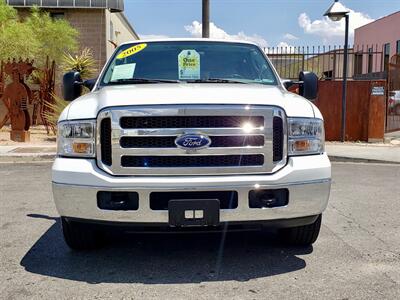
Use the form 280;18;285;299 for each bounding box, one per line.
61;217;104;250
279;214;322;246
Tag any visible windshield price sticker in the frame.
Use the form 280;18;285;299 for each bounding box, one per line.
111;63;136;81
117;43;147;59
178;50;200;79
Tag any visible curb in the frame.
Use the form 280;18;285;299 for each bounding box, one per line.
328;156;400;165
0;154;56;163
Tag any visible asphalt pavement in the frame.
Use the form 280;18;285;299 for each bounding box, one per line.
0;162;399;299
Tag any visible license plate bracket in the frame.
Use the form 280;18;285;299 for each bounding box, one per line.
168;199;220;227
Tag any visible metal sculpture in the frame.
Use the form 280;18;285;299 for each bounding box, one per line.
0;58;35;141
32;57;56;135
0;57;57;140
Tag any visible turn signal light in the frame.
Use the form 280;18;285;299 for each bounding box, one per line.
72;142;92;154
293;140;310;152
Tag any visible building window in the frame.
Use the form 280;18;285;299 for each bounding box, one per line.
110;21;115;41
368;48;373;73
354;52;363;75
383;43;390;72
397;40;400;55
50;12;65;20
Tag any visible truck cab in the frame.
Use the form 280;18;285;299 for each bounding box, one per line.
53;39;331;250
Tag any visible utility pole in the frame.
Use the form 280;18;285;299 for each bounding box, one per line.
202;0;210;38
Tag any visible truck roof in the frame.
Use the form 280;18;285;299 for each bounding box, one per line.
119;38;259;47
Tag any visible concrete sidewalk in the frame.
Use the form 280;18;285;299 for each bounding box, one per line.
326;142;400;164
0;141;399;164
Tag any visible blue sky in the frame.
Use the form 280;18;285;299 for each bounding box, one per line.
124;0;399;47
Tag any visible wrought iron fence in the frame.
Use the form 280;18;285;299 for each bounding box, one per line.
387;54;400;132
264;45;385;81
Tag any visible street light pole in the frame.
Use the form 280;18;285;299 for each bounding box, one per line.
341;14;349;142
324;0;350;142
202;0;210;38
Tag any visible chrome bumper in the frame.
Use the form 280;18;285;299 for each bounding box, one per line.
52;154;331;224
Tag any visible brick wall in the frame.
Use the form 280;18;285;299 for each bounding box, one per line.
65;9;107;72
14;8;107;73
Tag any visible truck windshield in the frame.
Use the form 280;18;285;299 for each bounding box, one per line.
100;41;278;86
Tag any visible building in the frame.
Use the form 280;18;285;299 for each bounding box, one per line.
354;11;400;76
266;48;355;80
6;0;139;71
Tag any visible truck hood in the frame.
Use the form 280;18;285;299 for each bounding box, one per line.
62;83;318;121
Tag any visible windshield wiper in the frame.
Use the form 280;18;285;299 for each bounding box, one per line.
186;78;247;84
108;78;180;84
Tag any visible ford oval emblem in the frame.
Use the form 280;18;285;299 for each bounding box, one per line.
175;134;211;150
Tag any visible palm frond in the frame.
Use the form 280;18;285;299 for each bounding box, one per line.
43;94;69;128
61;47;97;79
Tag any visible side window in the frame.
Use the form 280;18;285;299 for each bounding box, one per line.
383;43;390;72
368;48;373;73
354;52;363;75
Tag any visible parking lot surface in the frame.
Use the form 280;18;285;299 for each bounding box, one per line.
1;162;399;299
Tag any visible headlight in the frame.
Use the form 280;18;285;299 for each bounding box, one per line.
288;118;325;156
57;120;96;157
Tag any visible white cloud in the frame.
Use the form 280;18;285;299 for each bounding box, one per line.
139;34;170;40
283;33;299;40
184;21;268;47
298;5;374;43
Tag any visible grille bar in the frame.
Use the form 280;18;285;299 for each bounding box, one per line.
121;155;264;168
120;135;265;148
120;116;264;129
273;116;284;162
100;118;112;165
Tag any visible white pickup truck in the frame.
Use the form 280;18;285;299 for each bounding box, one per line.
53;39;331;250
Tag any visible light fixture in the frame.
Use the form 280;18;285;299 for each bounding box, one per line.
324;0;349;21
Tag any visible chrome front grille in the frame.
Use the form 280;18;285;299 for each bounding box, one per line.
96;105;287;176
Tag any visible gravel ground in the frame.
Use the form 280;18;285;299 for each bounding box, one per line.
0;126;56;146
0;162;399;299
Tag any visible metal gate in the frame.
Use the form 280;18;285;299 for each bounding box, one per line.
387;54;400;132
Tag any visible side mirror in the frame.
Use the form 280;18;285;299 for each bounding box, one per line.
299;71;318;101
63;71;82;101
282;79;296;90
83;78;97;91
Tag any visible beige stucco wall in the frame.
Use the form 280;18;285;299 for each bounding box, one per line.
105;11;139;59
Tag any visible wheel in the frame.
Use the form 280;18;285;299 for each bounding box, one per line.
61;217;104;250
279;214;322;246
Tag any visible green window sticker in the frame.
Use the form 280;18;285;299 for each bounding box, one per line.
178;50;200;79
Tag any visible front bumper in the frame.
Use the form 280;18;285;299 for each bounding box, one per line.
52;154;331;224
